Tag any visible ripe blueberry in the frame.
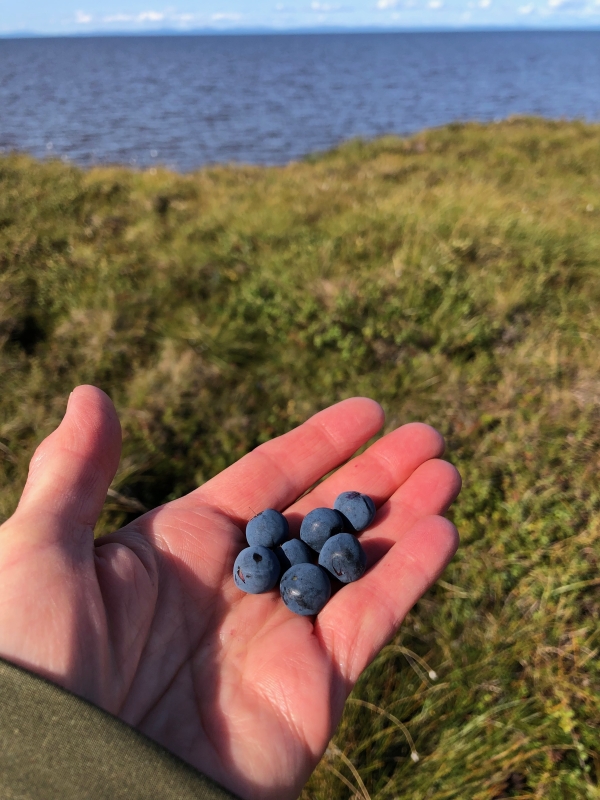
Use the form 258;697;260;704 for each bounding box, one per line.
233;546;281;594
280;563;331;616
275;538;314;572
300;507;346;552
246;509;289;548
363;494;376;520
333;491;376;533
318;532;367;583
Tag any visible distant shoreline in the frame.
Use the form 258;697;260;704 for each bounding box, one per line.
3;26;600;40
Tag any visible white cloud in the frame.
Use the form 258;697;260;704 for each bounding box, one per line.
548;0;586;9
211;12;243;20
428;1;443;8
103;11;168;23
311;1;343;9
138;11;165;21
479;0;492;8
518;3;534;11
377;0;399;8
76;10;93;23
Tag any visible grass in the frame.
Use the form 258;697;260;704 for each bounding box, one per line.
1;117;600;798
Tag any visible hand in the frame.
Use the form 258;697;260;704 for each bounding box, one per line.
0;386;460;800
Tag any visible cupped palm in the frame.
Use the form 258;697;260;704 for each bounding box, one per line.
0;386;460;800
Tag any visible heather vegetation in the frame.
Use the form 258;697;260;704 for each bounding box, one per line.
1;118;600;798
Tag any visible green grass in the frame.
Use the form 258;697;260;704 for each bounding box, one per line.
1;117;600;798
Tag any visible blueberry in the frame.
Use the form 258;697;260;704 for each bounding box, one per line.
233;546;281;594
318;532;367;583
280;563;331;616
333;491;376;533
246;509;289;548
300;507;346;552
363;494;376;520
275;538;314;572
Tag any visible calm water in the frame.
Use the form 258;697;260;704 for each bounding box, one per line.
1;32;599;171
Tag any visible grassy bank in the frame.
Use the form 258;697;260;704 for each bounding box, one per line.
1;118;600;798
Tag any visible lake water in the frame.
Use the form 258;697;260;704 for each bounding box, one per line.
1;32;599;171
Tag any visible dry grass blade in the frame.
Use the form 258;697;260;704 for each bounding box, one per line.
552;577;600;596
380;645;438;681
0;442;17;464
323;763;366;800
348;699;420;762
106;488;148;513
326;744;371;800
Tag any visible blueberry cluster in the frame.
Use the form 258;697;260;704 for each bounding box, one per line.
233;491;376;616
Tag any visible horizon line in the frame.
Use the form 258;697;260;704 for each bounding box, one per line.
3;24;600;39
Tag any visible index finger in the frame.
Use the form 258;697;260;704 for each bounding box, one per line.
174;397;384;522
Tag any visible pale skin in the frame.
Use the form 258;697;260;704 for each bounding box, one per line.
0;385;461;800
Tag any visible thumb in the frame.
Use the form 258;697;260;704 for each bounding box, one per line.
14;385;122;546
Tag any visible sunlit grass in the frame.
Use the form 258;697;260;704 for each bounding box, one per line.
1;117;599;797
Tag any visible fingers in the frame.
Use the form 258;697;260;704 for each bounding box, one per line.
358;458;461;554
315;515;459;686
14;385;122;546
286;422;446;524
313;457;461;684
174;397;385;522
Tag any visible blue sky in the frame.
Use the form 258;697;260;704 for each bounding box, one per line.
2;0;600;34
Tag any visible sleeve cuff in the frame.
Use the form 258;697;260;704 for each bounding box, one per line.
0;657;240;800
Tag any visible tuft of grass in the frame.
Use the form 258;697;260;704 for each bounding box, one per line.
1;117;600;798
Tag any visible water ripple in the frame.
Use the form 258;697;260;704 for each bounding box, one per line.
0;32;599;171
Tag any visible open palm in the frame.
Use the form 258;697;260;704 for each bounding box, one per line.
0;386;460;800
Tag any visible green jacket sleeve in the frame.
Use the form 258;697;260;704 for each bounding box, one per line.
0;658;240;800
